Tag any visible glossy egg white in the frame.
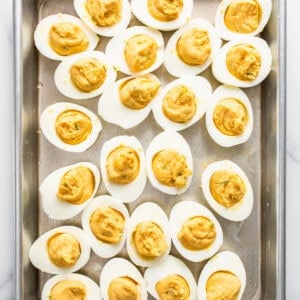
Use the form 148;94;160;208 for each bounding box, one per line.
212;37;272;88
206;85;254;147
34;14;99;61
198;251;246;300
54;51;117;100
105;26;164;75
98;74;161;129
131;0;193;31
164;18;222;77
169;201;223;262
40;102;102;152
99;135;147;203
215;0;272;41
41;273;101;300
39;162;100;220
152;76;212;132
144;255;198;300
126;202;171;267
29;226;90;274
100;257;148;300
201;160;254;222
81;195;129;258
74;0;131;37
146;131;193;195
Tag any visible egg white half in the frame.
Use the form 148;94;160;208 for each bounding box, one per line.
34;14;99;61
146;131;193;195
74;0;131;37
164;18;222;77
29;226;90;274
201;160;254;222
126;202;172;267
98;74;161;129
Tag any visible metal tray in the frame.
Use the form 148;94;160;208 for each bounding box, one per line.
14;0;286;299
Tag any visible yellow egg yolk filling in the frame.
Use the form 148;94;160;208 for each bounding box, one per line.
108;276;140;300
49;22;89;56
152;150;192;188
226;44;261;81
213;98;248;136
90;207;125;243
148;0;183;22
119;77;161;110
86;0;122;27
177;28;211;66
163;85;197;123
156;274;190;300
106;145;140;184
124;34;158;73
210;170;246;208
47;233;81;268
50;280;86;300
178;216;216;250
224;0;262;34
206;271;241;300
55;110;92;145
132;221;167;259
70;58;106;92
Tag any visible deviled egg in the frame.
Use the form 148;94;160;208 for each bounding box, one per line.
74;0;131;37
105;26;164;75
100;257;148;300
98;74;161;129
81;195;129;258
206;85;254;147
100;135;147;203
164;18;222;77
131;0;193;31
54;51;117;100
126;202;171;267
201;160;254;221
34;13;99;60
212;37;272;88
29;226;90;274
146;131;193;195
40;102;102;152
198;251;246;300
152;76;212;132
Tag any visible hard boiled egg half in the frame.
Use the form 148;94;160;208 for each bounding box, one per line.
39;162;100;220
126;202;171;267
201;160;254;221
169;201;223;262
81;195;129;258
99;135;147;203
40;102;102;152
74;0;131;37
105;26;164;75
144;255;198;300
164;18;222;77
54;51;117;100
198;251;246;300
146;131;193;195
41;273;101;300
206;85;254;147
29;226;90;274
98;74;161;129
212;37;272;88
34;14;99;61
100;257;148;300
215;0;272;41
131;0;193;31
152;76;212;132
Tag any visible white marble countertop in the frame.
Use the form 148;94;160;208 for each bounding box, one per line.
0;1;299;299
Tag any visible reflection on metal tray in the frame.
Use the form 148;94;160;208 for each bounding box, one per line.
14;0;286;299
